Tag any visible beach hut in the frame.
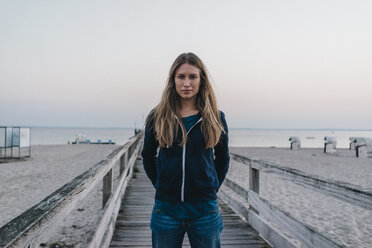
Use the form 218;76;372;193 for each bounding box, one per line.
324;136;337;154
349;137;359;150
289;136;301;150
0;126;31;158
353;137;372;158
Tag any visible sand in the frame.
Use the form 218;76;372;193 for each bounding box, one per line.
1;145;371;247
230;147;372;188
229;147;372;248
0;144;120;247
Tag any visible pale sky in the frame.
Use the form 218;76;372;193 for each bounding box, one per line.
1;0;371;129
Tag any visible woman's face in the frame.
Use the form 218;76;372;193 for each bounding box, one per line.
174;63;201;101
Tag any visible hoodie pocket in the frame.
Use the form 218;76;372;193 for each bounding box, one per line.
157;157;181;191
185;156;213;190
203;154;219;187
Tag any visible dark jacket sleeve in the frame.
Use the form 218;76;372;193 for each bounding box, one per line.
141;115;158;187
214;111;230;189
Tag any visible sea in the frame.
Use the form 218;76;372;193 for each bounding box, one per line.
30;127;372;148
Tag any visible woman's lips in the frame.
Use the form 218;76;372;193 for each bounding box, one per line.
182;90;192;94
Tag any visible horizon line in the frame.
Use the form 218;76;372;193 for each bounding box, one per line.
16;125;372;132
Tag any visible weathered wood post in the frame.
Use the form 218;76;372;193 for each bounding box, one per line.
103;169;113;208
249;163;260;214
128;144;133;161
120;152;128;175
137;140;143;158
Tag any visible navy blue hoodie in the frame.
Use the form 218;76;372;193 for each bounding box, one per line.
141;111;230;202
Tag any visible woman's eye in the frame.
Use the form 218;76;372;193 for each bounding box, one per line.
178;75;184;79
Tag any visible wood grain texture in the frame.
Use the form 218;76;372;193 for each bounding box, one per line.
109;163;270;248
88;140;143;248
231;152;372;211
248;191;342;248
221;165;343;248
219;184;303;248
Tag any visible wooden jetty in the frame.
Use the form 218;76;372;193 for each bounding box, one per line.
109;160;269;248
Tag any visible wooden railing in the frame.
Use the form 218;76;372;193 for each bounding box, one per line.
218;152;371;248
232;153;372;211
0;131;143;248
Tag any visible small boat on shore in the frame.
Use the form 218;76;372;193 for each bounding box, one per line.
71;139;116;145
71;134;116;145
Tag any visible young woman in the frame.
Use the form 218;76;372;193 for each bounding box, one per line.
141;52;230;248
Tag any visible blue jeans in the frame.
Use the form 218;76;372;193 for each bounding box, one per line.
150;207;223;248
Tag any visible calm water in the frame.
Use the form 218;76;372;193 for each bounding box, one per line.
30;127;372;148
229;129;372;148
31;127;135;145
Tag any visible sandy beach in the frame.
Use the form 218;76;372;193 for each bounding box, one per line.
1;145;371;247
229;147;372;248
0;144;120;247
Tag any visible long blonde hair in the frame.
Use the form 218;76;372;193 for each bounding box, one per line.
148;52;224;148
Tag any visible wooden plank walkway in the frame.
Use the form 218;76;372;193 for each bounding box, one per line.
110;159;270;247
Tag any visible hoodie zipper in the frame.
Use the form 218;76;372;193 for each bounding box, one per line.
175;115;203;202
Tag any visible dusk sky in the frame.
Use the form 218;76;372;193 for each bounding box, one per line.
1;0;371;129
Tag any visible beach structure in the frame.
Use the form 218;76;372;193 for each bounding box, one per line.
289;136;301;150
0;126;31;159
324;136;337;154
353;137;372;158
349;137;359;150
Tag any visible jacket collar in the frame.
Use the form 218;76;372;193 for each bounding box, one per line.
175;114;203;136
